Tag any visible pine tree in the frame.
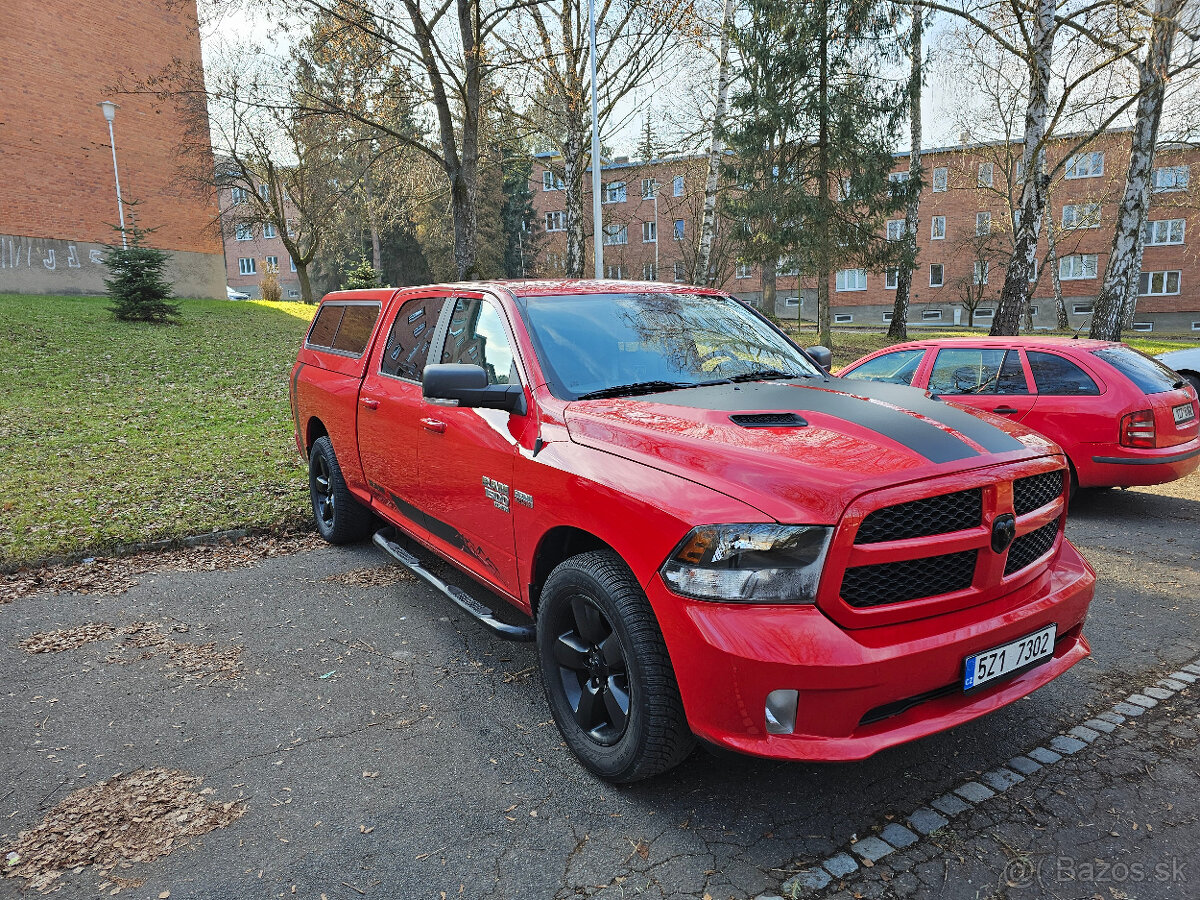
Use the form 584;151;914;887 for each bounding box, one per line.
500;152;538;277
103;209;179;324
343;254;382;289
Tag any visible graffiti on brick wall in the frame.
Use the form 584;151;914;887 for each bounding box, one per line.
0;235;104;274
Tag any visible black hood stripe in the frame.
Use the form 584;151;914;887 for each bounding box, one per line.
638;380;1022;464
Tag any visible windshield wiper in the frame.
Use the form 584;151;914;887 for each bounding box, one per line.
727;369;812;383
576;380;722;400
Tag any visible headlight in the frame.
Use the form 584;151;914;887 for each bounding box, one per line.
659;524;832;603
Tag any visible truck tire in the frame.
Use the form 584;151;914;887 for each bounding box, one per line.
537;550;694;782
308;436;373;544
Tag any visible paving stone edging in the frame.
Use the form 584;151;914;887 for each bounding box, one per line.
759;658;1200;899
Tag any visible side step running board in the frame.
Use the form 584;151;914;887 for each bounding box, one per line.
372;529;536;642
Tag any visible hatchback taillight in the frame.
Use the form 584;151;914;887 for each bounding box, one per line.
1120;409;1156;448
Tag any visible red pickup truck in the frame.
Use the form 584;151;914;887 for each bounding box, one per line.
290;281;1095;782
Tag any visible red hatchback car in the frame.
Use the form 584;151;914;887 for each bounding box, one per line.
840;337;1200;490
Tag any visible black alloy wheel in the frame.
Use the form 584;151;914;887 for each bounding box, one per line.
307;436;374;544
311;450;337;531
552;596;632;745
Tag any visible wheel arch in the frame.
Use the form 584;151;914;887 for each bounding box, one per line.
305;416;329;453
529;526;616;615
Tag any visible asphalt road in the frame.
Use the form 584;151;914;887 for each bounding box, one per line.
2;473;1198;900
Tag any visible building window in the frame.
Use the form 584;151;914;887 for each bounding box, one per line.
1192;321;1200;331
1072;303;1094;315
603;181;627;203
921;309;942;321
542;170;563;191
235;225;253;241
834;313;854;323
836;269;866;291
602;224;627;245
932;167;948;192
258;184;270;200
975;307;995;319
1062;202;1101;229
886;220;905;241
263;223;277;238
931;216;946;240
974;260;989;284
882;312;893;322
929;263;944;287
1132;322;1154;332
777;257;800;277
642;221;657;243
1152;165;1189;192
673;262;687;282
885;268;899;289
978;162;994;188
888;171;909;183
287;289;300;299
290;257;297;272
976;211;991;235
1030;305;1040;316
1145;218;1185;245
1065;151;1104;178
837;177;852;201
673;174;685;196
1059;254;1099;280
238;257;256;275
1138;270;1181;295
735;261;752;279
641;178;658;199
673;219;685;240
604;264;626;279
1029;258;1038;282
544;251;565;272
230;186;247;205
784;296;800;306
265;255;278;271
642;262;657;281
545;211;565;232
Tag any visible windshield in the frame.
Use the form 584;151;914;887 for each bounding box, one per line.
517;292;824;400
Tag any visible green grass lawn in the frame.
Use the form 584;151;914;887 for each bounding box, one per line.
0;294;317;568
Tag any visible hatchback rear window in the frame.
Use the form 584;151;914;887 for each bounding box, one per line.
306;302;380;357
1092;346;1182;394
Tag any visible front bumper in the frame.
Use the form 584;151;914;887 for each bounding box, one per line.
650;537;1095;761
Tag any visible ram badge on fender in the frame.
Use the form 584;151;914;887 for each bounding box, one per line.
291;281;1096;783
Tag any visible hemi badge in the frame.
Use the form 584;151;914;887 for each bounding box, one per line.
514;490;534;509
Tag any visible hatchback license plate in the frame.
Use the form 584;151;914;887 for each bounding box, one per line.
1173;403;1196;426
964;624;1056;691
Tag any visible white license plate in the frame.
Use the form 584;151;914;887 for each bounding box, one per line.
1174;403;1196;426
964;624;1056;691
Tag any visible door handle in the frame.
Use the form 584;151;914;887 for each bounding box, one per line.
420;417;447;434
992;406;1019;415
360;397;380;410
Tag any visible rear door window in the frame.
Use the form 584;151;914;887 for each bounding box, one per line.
841;348;925;385
306;302;380;357
1027;351;1101;395
381;296;449;381
1092;346;1182;394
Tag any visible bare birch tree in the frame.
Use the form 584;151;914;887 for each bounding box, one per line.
695;0;738;285
888;4;926;341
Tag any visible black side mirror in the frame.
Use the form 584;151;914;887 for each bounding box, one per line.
805;345;832;371
423;363;527;415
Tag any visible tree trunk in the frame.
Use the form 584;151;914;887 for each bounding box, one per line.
990;0;1053;336
889;3;923;342
563;127;587;277
296;261;315;304
1091;0;1182;341
364;171;382;273
816;0;833;348
1045;215;1069;328
695;0;736;286
762;258;777;314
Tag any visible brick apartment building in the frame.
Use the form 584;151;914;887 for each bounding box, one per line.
529;131;1200;333
0;0;225;298
218;182;306;301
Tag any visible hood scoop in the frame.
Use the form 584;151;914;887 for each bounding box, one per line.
729;412;808;428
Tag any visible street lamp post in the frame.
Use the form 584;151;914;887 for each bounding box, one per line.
588;0;603;279
653;190;659;280
98;100;127;249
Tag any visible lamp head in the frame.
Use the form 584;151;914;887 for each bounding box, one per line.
98;100;119;123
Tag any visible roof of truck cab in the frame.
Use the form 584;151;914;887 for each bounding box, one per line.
888;336;1120;352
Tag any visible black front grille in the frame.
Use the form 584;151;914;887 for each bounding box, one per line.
1005;520;1059;575
1013;470;1064;515
841;550;977;607
855;489;983;545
